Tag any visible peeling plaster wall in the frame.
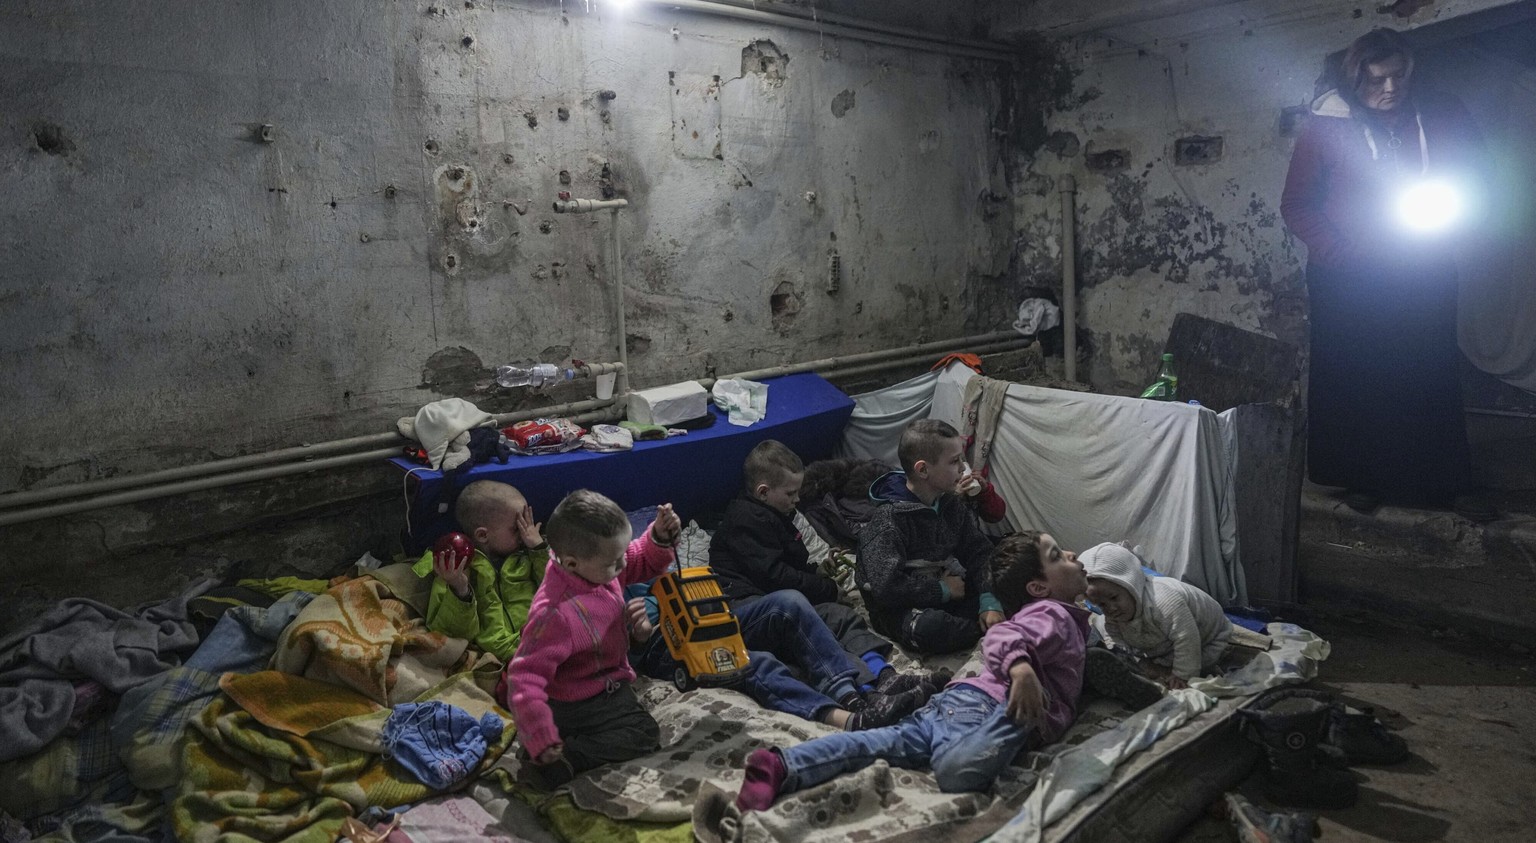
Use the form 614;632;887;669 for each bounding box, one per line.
1006;0;1519;394
0;0;1012;494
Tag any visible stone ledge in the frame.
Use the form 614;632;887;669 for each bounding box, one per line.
1297;484;1536;647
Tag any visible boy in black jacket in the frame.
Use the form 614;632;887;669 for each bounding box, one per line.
711;440;944;694
857;420;1004;654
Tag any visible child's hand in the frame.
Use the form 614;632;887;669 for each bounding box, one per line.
433;545;473;600
943;574;967;601
626;597;655;643
650;503;682;546
535;744;564;765
516;504;543;548
1166;675;1189;690
1006;662;1046;726
979;610;1005;631
956;466;984;497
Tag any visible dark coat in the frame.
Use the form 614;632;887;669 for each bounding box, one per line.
709;496;841;605
855;472;994;628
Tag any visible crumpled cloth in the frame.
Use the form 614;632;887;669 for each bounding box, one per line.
0;578;215;763
711;378;769;426
381;701;504;790
1012;297;1061;336
396;398;496;471
581;423;634;452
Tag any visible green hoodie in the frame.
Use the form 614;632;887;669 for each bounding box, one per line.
411;544;547;661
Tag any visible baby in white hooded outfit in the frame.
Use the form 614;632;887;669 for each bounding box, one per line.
1079;543;1232;687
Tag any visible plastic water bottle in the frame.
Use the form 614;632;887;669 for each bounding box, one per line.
495;363;575;388
1139;353;1178;401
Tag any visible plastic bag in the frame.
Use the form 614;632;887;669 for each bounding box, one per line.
711;378;769;426
503;418;586;455
1012;297;1061;336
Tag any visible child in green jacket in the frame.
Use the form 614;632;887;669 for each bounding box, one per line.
412;480;546;661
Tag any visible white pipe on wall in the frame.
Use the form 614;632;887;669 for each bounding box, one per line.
0;371;626;510
0;406;625;529
1060;174;1078;383
0;331;1024;526
644;0;1016;63
703;330;1023;388
553;198;632;397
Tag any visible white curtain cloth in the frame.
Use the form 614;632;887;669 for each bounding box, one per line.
833;370;941;468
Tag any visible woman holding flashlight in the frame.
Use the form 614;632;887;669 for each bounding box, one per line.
1281;28;1495;521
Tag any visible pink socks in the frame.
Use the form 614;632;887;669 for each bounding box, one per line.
736;748;787;812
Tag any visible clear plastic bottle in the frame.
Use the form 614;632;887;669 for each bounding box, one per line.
495;363;575;388
1139;353;1178;401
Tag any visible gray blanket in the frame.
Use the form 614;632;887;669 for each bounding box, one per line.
0;578;213;762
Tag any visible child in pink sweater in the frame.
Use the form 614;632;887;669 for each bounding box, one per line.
502;489;682;789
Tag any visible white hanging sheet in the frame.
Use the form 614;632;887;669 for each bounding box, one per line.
834;375;1246;605
833;369;940;468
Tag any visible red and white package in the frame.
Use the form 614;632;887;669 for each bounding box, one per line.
503;418;586;455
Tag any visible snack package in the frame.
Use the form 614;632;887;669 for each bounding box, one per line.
503;418;586;455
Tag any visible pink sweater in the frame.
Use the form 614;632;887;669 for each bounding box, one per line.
504;528;676;758
950;598;1090;745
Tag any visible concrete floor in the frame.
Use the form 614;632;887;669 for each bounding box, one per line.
1177;606;1536;843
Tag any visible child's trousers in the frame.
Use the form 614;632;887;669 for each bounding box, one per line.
632;589;860;712
778;684;1034;794
548;683;659;774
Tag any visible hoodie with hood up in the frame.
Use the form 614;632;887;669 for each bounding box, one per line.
855;471;1000;632
1078;542;1231;680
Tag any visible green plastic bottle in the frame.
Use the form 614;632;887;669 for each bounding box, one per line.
1139;353;1178;401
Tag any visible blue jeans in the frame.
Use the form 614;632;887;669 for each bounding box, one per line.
735;590;859;702
779;685;1034;794
631;590;858;721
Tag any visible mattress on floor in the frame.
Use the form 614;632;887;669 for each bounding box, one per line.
1041;694;1259;843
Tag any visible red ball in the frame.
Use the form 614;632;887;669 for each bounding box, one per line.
434;532;474;557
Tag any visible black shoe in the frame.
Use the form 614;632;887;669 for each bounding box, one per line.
516;750;575;791
874;666;949;697
1084;647;1165;710
1238;689;1359;809
1325;705;1409;765
1342;490;1380;514
838;691;869;713
848;689;923;731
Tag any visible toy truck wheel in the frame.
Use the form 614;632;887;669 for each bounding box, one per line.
673;666;696;692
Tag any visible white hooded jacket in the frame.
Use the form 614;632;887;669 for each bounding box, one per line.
1080;542;1232;679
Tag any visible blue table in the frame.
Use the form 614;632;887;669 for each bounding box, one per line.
393;373;855;551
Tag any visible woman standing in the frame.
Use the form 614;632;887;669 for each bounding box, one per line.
1281;28;1493;519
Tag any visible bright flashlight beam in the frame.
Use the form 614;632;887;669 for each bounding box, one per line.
1397;180;1463;233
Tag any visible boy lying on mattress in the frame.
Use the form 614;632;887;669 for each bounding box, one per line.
735;530;1092;809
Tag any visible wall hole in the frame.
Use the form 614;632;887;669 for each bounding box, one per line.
1174;135;1224;165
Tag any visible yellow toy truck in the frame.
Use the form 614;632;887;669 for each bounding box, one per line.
650;566;751;692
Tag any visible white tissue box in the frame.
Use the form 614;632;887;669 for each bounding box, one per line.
626;381;709;427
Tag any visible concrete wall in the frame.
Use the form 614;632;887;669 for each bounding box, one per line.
999;0;1519;395
0;0;1012;495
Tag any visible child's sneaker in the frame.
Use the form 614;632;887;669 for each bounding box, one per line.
874;666;952;697
847;688;923;731
515;750;576;791
1325;705;1409;765
737;748;788;812
1084;647;1165;711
